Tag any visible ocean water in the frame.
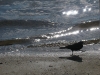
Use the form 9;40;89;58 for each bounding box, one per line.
0;0;100;55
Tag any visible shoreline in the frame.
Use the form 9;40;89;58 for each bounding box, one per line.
0;51;100;75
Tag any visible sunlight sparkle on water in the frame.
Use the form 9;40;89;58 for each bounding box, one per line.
90;27;99;31
34;39;41;42
83;6;92;12
49;30;80;39
62;10;78;16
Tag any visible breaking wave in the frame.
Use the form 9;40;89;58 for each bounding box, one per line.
0;20;99;48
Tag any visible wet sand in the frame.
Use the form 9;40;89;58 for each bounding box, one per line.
0;51;100;75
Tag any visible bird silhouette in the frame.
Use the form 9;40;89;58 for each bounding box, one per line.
60;41;83;55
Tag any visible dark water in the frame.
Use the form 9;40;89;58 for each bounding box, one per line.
0;0;100;54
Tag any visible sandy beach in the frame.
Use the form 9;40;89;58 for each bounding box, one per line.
0;51;100;75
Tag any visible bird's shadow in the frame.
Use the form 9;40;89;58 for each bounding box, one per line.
59;55;83;62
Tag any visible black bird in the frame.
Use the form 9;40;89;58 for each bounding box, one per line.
60;41;83;55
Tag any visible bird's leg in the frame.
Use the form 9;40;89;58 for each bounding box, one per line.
72;51;73;56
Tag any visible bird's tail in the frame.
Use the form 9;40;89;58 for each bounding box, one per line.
59;46;67;49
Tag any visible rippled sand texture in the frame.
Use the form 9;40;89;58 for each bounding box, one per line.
0;51;100;75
